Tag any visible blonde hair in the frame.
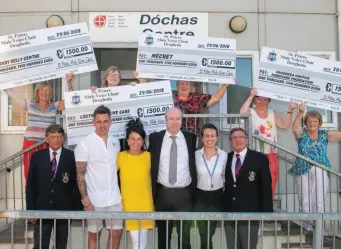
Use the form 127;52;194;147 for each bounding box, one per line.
103;66;121;87
304;111;323;127
34;82;52;103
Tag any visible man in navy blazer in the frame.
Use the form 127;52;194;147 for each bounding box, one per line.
26;124;81;249
224;128;273;249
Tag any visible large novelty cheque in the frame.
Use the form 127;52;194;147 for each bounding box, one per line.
64;81;174;145
0;23;97;90
137;34;236;84
256;47;341;112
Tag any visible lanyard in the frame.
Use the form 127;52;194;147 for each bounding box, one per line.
202;153;220;188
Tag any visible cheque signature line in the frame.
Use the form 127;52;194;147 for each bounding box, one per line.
258;80;319;93
57;60;94;69
47;33;87;41
319;98;341;104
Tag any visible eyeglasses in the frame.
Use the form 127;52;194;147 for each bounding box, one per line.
107;74;120;78
230;136;247;140
307;120;319;124
49;136;63;141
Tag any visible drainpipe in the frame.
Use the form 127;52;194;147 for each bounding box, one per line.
337;0;341;193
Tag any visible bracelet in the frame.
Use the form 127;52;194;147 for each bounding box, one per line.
287;111;293;114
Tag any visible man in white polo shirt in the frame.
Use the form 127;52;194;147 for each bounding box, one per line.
75;105;122;249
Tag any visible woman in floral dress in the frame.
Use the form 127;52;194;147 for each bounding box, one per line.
240;88;297;197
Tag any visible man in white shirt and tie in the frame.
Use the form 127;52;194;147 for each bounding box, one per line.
223;127;272;249
148;107;197;249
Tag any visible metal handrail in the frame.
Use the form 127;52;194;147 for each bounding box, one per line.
0;115;337;178
0;210;320;221
0;140;46;172
252;134;341;178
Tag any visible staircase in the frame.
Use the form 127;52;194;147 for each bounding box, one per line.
0;218;334;249
0;114;340;249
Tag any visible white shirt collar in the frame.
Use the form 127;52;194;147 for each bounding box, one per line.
200;146;221;157
49;147;62;155
165;130;182;138
93;131;112;143
233;147;248;158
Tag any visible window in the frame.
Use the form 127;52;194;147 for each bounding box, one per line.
298;51;337;128
220;51;259;114
90;48;140;87
219;51;258;131
1;79;62;134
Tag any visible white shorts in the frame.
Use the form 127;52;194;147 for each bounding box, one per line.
87;202;123;233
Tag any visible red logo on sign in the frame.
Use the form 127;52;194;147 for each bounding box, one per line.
93;16;106;28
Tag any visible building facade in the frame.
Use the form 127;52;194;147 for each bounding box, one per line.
0;1;340;194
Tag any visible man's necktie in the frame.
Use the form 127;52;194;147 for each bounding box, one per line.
235;153;242;176
169;136;177;185
51;151;57;172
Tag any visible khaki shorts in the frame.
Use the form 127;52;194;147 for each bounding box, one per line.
87;202;123;233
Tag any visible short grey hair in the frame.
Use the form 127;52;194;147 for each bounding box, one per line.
229;127;248;140
45;124;65;137
165;107;183;119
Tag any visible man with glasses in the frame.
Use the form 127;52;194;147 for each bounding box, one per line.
26;124;81;249
223;128;272;249
75;105;123;249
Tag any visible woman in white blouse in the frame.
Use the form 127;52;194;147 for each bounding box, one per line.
195;123;228;249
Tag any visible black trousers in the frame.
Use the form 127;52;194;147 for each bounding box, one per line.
194;188;223;249
155;184;193;249
224;221;259;249
33;219;69;249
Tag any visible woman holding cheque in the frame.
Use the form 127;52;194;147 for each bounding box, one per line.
116;118;154;249
90;66;142;89
240;88;297;197
4;73;74;180
83;66;141;150
290;103;341;213
137;78;229;136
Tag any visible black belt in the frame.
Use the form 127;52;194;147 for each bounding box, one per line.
157;183;191;190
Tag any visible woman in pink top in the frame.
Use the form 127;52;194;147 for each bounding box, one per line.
240;88;297;197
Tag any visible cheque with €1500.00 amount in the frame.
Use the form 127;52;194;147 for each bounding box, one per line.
64;81;174;145
137;33;236;84
0;22;97;90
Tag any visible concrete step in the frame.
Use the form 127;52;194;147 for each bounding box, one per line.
281;243;330;249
